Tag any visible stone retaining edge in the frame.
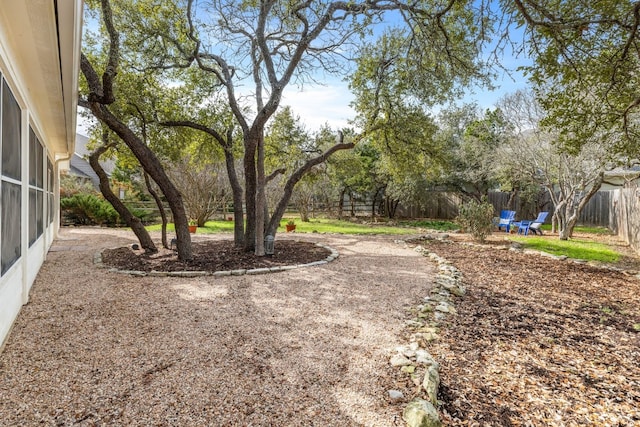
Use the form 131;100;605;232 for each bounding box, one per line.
94;242;338;277
389;235;464;427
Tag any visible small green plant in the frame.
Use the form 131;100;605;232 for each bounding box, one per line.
600;306;614;315
456;197;495;242
633;323;640;331
287;219;296;226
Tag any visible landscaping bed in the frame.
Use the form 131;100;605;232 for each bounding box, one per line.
414;235;640;425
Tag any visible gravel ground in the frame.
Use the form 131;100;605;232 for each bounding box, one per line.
0;228;435;426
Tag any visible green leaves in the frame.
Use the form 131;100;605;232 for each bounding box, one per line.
504;0;640;158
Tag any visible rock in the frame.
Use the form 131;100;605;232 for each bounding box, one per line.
401;365;416;374
246;268;271;275
423;332;439;342
131;244;139;250
439;233;449;239
212;271;232;277
415;350;438;367
422;364;440;405
422;234;435;240
434;312;447;322
405;320;424;327
427;253;441;261
435;275;456;285
510;242;523;249
435;302;455;314
403;398;442;427
390;354;412;367
388;390;404;401
439;280;466;296
437;264;459;274
411;372;422;386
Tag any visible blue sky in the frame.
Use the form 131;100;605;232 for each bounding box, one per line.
279;65;531;132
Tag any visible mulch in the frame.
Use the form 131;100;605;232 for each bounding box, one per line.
101;239;330;272
414;238;640;426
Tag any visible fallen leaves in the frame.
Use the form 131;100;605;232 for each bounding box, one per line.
423;239;640;426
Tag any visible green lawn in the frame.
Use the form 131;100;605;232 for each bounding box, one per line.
146;217;457;235
509;236;620;263
539;224;613;235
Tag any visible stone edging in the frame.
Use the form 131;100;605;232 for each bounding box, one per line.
388;235;464;427
94;242;339;277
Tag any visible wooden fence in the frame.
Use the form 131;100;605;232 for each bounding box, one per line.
395;190;614;227
610;185;640;252
126;189;618;229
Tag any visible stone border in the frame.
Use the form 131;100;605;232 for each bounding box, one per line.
94;242;339;277
388;235;464;427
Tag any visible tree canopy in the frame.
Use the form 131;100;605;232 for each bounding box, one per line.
502;0;640;157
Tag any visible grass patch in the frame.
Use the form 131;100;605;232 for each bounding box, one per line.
510;236;620;263
538;224;612;234
146;217;457;235
146;220;235;234
278;218;415;235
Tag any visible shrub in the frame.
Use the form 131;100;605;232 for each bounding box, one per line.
60;193;119;226
456;197;495;242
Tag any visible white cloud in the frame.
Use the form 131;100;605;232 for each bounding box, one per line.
281;83;356;131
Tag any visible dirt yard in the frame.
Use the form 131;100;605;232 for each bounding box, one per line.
0;227;638;426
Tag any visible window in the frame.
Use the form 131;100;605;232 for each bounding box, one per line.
1;76;22;275
47;158;53;225
29;128;44;247
2;80;21;180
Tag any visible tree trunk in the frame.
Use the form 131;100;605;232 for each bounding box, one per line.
144;171;169;249
243;132;258;252
87;104;192;259
80;54;193;260
255;135;266;256
372;186;385;220
350;192;356;217
299;200;309;222
386;197;399;219
89;144;157;253
506;188;519;210
224;145;244;247
337;188;345;219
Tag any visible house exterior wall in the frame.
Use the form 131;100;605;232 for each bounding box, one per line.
0;1;83;350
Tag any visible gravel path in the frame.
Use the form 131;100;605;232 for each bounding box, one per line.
0;228;435;426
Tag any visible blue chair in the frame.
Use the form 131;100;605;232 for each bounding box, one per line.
496;210;516;233
528;212;549;235
517;220;531;235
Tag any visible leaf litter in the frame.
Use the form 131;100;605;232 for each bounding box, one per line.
418;237;640;426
